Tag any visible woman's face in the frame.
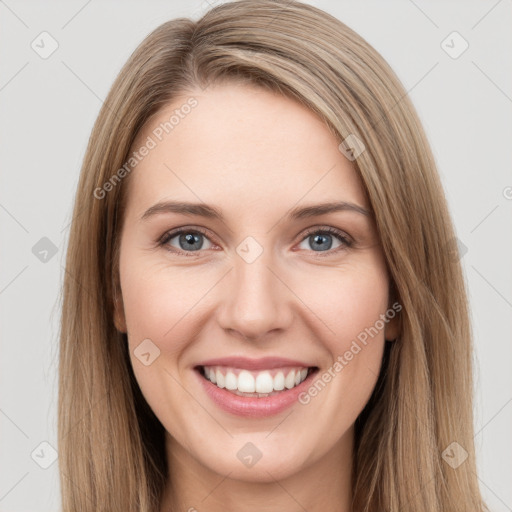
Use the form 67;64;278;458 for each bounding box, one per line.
115;81;398;483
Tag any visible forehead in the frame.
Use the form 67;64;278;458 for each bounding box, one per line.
125;82;368;219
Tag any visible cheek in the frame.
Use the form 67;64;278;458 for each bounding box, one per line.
296;259;389;416
120;258;213;351
119;263;210;436
299;257;390;350
122;273;174;337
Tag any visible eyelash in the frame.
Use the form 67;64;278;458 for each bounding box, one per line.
157;226;353;258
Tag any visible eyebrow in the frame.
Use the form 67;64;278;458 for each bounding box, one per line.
140;200;371;222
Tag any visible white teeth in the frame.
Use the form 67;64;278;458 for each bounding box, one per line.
238;370;255;392
274;371;285;391
225;371;237;390
216;370;225;388
284;371;296;389
203;366;310;394
255;372;274;393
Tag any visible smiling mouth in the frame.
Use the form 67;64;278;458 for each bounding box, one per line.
196;365;319;398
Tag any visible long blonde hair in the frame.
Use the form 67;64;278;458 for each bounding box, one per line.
58;1;488;510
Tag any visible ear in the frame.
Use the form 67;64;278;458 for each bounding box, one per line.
113;292;127;333
384;312;400;341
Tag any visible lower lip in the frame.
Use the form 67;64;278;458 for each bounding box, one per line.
195;368;318;418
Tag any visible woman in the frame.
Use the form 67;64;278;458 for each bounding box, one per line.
58;1;489;510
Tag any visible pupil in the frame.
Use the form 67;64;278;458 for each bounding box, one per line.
312;234;332;251
181;233;202;250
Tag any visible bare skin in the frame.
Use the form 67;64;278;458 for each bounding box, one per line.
114;81;399;512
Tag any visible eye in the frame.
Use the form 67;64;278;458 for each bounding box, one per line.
159;227;215;256
158;226;352;257
297;227;352;255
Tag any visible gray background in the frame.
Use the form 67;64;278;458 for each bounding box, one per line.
1;0;511;510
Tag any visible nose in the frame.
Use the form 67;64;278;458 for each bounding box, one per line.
216;248;294;342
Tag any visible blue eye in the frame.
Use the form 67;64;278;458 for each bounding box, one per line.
298;227;352;254
158;226;351;257
159;228;214;255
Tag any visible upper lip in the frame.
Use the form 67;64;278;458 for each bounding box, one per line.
195;356;316;371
